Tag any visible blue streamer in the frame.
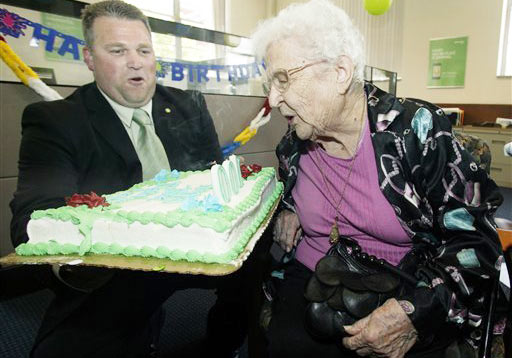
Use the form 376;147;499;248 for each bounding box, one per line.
221;141;241;157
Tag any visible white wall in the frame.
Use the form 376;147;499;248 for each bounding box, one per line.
226;0;275;37
276;0;307;11
398;0;511;104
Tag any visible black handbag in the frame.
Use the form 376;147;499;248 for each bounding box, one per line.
303;235;418;341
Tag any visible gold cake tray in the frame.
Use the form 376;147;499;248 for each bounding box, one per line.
0;197;280;276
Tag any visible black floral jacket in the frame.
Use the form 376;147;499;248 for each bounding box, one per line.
275;83;504;344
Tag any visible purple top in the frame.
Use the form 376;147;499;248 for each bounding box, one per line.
293;118;412;271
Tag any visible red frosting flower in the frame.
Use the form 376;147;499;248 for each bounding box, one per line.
250;164;262;173
240;164;262;179
65;192;110;208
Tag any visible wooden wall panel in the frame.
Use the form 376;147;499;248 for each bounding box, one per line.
436;103;512;125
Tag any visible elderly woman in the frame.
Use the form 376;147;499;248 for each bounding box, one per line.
252;0;503;357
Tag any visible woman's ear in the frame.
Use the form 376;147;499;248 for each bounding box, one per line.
335;55;355;95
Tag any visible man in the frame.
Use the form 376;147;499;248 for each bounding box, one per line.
9;1;250;357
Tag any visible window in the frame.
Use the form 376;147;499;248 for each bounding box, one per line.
498;0;512;76
124;1;254;94
124;0;175;22
179;0;217;62
152;32;177;61
180;0;215;30
124;0;219;31
125;0;222;63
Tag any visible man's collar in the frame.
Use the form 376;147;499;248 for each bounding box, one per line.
97;86;153;127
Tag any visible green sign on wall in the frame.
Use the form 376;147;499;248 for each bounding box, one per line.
42;13;84;62
427;36;468;88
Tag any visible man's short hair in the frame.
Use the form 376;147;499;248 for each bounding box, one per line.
81;0;151;48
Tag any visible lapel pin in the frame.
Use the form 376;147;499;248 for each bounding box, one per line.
165;108;171;114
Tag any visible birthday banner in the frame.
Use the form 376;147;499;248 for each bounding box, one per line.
155;60;262;82
0;8;263;83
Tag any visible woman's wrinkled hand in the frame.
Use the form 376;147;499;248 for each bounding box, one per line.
342;298;417;358
272;210;302;252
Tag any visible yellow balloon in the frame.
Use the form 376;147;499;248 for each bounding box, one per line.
364;0;393;15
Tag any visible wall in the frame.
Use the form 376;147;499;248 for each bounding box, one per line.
276;0;306;12
398;0;511;104
226;0;275;37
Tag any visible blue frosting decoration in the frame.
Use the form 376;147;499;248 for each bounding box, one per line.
411;107;433;144
202;194;222;212
105;168;225;216
181;197;200;211
153;169;180;182
181;194;222;212
154;169;170;182
456;248;481;268
107;179;211;207
443;208;476;231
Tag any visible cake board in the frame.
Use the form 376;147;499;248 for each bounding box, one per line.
0;196;281;276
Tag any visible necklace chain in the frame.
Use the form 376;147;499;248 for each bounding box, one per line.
311;103;366;245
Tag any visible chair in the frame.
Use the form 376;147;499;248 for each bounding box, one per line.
494;219;512;358
453;130;512;358
453;130;492;174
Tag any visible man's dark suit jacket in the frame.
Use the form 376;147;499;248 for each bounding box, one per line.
10;82;223;248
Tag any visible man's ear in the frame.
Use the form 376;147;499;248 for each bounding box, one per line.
335;55;355;95
83;46;94;71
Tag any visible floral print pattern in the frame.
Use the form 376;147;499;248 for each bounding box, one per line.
275;82;504;348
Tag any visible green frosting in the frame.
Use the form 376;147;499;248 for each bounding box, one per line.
155;246;171;258
19;167;284;264
186;250;201;262
15;242;81;256
91;242;109;254
30;211;46;220
15;243;33;256
47;241;61;255
169;249;186;261
123;246;139;256
62;243;79;254
33;242;44;255
140;246;157;257
153;212;167;224
109;243;123;255
78;220;93;255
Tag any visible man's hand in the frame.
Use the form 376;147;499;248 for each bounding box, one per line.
342;298;417;358
272;210;302;252
53;265;115;293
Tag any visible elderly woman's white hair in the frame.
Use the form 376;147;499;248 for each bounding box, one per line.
252;0;365;84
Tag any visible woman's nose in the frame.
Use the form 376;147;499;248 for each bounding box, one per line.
267;86;282;108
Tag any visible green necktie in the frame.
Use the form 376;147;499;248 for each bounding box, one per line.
132;108;170;181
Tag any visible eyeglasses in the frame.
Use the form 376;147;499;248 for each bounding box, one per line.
262;59;327;95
